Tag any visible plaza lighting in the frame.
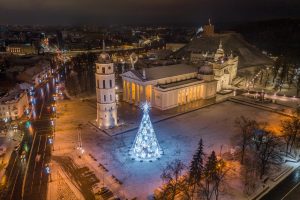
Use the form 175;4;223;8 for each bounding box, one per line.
50;119;54;126
130;102;163;161
51;104;56;112
45;166;51;174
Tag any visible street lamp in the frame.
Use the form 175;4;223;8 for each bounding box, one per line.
77;124;84;158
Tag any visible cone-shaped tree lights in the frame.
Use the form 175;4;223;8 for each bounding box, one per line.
130;102;163;161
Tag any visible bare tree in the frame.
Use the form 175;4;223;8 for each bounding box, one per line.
201;151;227;200
235;116;258;164
212;159;227;200
281;118;300;157
272;57;282;83
253;130;281;179
241;152;260;195
160;159;186;200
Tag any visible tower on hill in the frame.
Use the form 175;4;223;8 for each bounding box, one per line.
203;18;215;36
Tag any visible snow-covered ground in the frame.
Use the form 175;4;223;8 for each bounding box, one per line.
54;99;291;199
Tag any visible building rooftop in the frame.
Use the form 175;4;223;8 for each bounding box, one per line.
156;78;202;89
0;89;25;104
129;64;198;81
8;43;32;48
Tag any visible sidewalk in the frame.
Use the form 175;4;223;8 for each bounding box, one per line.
76;151;129;199
47;161;85;200
0;128;23;187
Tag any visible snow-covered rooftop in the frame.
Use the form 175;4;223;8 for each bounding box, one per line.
128;64;198;81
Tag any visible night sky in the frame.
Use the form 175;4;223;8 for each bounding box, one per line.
0;0;300;25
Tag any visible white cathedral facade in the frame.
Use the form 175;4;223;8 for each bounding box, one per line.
121;41;238;111
121;64;217;110
190;41;238;91
95;53;118;128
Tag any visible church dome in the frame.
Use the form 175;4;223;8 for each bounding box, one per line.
198;65;213;75
98;52;111;63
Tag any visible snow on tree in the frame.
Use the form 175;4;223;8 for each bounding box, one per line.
130;102;163;161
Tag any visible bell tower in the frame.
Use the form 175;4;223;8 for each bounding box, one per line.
95;52;117;128
203;18;215;36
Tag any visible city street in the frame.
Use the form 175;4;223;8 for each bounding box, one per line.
261;166;300;200
2;76;57;200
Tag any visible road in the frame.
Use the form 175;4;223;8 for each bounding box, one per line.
261;166;300;200
2;76;57;200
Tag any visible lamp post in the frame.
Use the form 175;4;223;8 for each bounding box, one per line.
50;118;55;151
77;124;84;158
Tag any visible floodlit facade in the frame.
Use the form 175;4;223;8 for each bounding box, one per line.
190;41;238;91
6;43;36;55
0;90;29;121
95;53;117;128
121;64;217;110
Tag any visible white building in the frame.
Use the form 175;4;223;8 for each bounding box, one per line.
0;89;29;121
121;64;217;110
190;41;238;91
6;43;36;55
95;53;118;128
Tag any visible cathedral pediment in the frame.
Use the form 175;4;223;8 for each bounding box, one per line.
121;70;143;81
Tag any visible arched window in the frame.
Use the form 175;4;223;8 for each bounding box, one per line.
103;80;105;88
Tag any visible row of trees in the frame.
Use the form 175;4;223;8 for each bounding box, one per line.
272;56;298;92
235;116;300;194
156;139;227;200
65;52;98;96
242;55;300;95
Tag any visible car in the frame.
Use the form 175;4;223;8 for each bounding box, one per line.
109;197;120;200
0;146;7;156
20;151;26;160
101;192;114;200
14;144;20;151
35;154;41;162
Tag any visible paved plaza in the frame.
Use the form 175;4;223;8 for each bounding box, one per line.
53;97;291;199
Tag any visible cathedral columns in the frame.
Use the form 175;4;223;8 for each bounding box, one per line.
129;82;132;103
135;84;139;105
123;80;127;101
141;85;146;102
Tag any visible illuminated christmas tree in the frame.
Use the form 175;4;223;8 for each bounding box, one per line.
130;102;162;161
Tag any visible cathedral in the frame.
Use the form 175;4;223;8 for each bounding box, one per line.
121;64;217;110
121;40;238;110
